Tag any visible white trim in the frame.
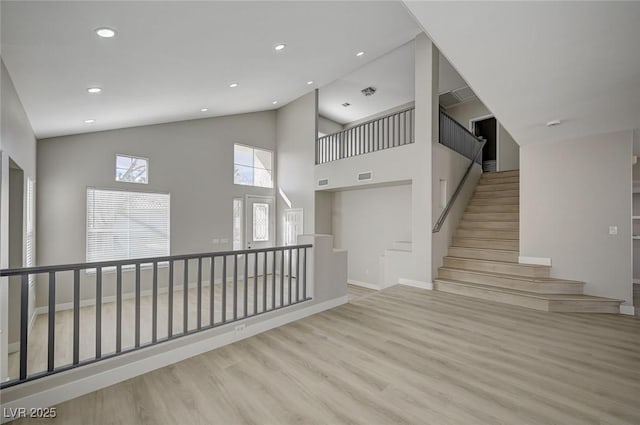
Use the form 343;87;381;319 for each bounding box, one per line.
620;305;635;315
347;279;380;291
518;256;552;266
0;295;348;422
398;278;433;290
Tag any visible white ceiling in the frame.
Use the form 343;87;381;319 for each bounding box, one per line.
405;1;640;146
1;1;421;139
319;40;468;125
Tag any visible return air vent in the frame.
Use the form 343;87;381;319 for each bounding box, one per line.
357;171;372;182
439;85;477;108
318;178;329;187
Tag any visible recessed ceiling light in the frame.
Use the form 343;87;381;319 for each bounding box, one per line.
272;101;278;105
200;108;208;112
87;87;102;94
95;28;116;38
306;81;314;85
84;119;95;124
356;51;365;57
229;83;239;88
274;43;286;51
546;119;561;127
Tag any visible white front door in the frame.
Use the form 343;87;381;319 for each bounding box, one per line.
245;195;275;250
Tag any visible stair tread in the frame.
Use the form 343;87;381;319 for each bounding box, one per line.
449;247;518;254
452;238;519;250
434;279;621;302
444;256;543;268
438;266;583;284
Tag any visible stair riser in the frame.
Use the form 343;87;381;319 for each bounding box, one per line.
453;238;519;251
448;247;519;263
481;171;520;179
459;221;519;231
436;270;583;294
456;229;518;240
434;281;550;311
468;197;519;206
479;176;519;185
548;301;620;313
463;212;519;221
466;205;520;213
442;257;549;278
474;190;520;198
475;183;519;192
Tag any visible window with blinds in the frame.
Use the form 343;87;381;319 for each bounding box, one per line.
87;188;170;263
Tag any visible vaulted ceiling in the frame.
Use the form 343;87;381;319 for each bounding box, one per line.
1;1;421;138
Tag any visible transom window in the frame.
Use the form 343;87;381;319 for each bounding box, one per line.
87;188;170;263
116;154;148;184
233;144;273;188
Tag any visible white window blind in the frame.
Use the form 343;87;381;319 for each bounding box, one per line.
87;188;170;263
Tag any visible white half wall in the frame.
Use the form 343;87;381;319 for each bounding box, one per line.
432;144;482;279
332;183;412;287
520;130;633;305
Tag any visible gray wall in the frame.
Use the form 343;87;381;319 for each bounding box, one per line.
37;111;277;305
520;130;633;305
332;183;412;286
275;91;317;241
1;59;37;378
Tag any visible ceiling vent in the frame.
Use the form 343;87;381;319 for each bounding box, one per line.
342;102;351;108
361;86;377;96
439;85;477;109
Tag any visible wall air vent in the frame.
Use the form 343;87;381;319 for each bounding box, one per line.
361;86;377;97
357;171;372;182
318;178;329;187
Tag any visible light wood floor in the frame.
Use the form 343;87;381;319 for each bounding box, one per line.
9;285;640;425
7;275;301;380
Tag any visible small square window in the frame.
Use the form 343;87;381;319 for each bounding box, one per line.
116;155;148;184
233;144;273;188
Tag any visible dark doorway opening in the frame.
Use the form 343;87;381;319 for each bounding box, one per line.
472;117;497;172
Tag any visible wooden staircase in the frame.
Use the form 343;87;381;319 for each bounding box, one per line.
434;170;623;313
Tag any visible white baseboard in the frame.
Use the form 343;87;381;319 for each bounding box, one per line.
0;295;348;423
347;280;380;291
518;256;552;266
620;305;635;315
398;278;433;290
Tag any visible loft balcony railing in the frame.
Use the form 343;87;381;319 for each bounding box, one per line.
316;107;415;164
439;108;484;164
0;244;311;389
433;108;485;233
